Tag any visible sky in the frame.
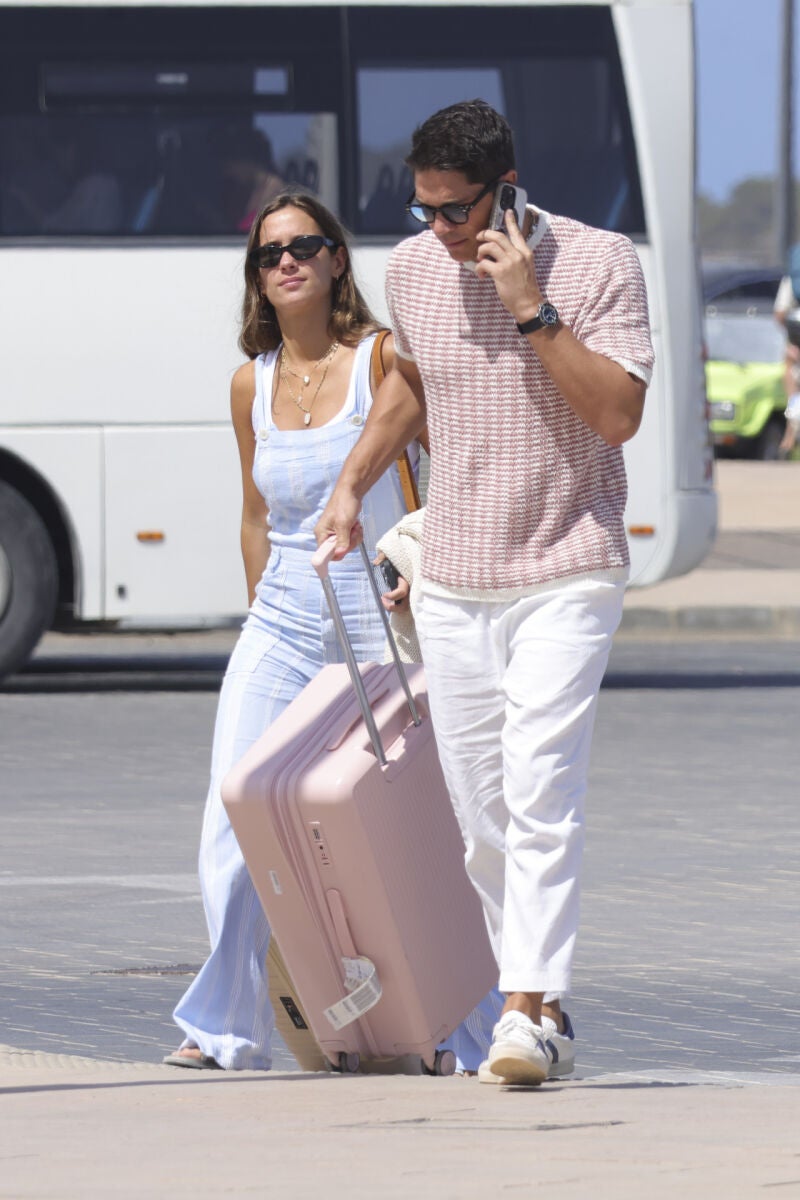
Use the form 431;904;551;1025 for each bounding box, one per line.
695;0;792;200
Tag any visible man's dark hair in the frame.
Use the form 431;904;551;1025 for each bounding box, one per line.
405;99;515;184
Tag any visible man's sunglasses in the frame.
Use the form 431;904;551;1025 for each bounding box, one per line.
405;177;499;226
249;234;340;269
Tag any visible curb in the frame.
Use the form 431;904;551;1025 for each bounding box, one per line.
619;606;800;636
0;1043;157;1071
1;1044;798;1088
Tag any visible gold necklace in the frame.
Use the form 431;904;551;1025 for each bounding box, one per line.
279;341;339;426
281;340;339;386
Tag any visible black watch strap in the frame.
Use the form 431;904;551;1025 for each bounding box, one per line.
517;301;559;335
516;314;546;334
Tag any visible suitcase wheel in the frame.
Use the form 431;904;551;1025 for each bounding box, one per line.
333;1051;361;1074
425;1049;457;1077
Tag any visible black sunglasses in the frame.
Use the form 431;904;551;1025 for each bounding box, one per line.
405;177;499;226
249;234;340;269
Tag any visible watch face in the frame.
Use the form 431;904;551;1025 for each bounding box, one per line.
540;302;559;326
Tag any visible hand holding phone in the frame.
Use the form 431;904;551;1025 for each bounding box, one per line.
380;558;400;591
488;182;528;235
377;556;409;607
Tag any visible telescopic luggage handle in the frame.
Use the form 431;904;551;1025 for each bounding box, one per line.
311;537;421;765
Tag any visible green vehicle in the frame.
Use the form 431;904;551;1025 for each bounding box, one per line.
703;265;788;460
705;312;787;459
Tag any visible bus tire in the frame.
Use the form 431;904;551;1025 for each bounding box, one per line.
0;481;58;680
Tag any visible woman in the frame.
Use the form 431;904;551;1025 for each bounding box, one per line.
164;191;437;1071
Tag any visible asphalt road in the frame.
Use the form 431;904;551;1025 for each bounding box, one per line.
1;636;798;1079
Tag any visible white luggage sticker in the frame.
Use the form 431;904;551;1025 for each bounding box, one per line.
323;956;382;1030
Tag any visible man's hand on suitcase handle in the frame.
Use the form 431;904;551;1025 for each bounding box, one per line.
313;538;408;608
315;491;364;560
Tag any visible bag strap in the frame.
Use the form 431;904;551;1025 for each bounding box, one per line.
370;330;422;513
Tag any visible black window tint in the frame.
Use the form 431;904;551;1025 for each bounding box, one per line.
352;6;646;237
0;111;338;236
0;4;645;241
0;6;342;239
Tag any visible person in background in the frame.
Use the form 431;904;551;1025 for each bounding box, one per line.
773;264;800;457
221;128;286;233
317;99;654;1087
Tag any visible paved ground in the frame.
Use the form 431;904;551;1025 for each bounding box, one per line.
2;637;798;1084
1;1062;798;1200
0;459;798;1197
620;460;800;634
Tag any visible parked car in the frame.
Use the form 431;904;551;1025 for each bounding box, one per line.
702;264;788;459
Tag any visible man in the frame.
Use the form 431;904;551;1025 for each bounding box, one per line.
316;100;654;1086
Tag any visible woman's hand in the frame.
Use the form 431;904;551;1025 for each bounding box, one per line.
374;553;410;608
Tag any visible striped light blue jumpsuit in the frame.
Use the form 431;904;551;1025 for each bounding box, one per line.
172;334;501;1070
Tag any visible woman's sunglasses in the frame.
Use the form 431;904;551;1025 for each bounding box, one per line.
405;178;499;226
249;234;340;270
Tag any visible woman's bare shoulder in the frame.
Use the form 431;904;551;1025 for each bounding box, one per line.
230;359;257;421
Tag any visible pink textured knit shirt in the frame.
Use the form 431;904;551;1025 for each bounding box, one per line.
385;208;655;595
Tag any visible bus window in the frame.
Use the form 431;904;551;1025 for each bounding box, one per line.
358;67;505;235
0;109;338;237
0;3;343;239
352;5;646;238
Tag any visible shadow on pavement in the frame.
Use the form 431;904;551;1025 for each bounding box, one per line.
0;1074;697;1100
1;655;227;694
0;1071;340;1097
602;670;800;690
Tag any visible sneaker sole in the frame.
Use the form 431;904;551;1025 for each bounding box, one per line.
546;1060;576;1079
479;1064;575;1084
487;1049;548;1086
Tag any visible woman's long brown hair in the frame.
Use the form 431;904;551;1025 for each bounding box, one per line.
238;192;382;358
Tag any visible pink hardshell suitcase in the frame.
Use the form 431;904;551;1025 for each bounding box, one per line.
222;540;497;1074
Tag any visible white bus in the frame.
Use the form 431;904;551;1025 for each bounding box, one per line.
0;0;715;678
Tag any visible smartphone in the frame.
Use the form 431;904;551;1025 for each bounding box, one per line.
379;558;400;592
488;182;528;234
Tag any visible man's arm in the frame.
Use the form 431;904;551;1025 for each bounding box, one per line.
515;324;646;446
476;214;646;446
315;354;427;555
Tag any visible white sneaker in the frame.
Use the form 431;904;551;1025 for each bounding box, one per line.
541;1012;576;1078
486;1011;550;1086
479;1012;577;1084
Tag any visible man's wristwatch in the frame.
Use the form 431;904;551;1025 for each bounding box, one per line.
516;302;559;335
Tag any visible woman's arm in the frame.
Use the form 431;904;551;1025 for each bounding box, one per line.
231;361;270;606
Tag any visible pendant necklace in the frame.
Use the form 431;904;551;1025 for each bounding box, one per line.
279;341;340;426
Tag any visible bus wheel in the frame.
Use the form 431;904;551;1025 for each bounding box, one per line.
0;482;58;681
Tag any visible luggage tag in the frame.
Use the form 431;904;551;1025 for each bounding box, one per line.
322;886;382;1031
323;956;382;1031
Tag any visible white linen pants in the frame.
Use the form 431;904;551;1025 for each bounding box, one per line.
416;575;625;997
